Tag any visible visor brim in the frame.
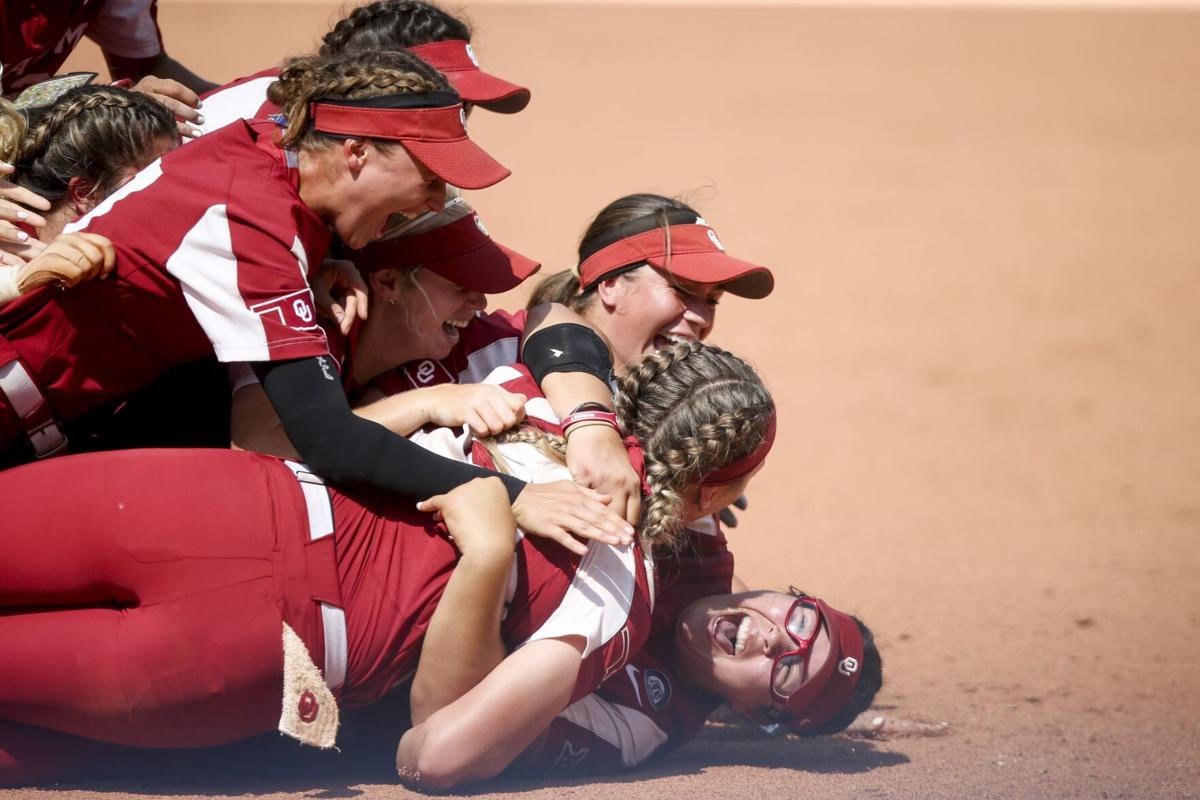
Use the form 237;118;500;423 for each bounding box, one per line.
427;240;541;294
447;69;531;114
646;251;775;299
403;137;511;190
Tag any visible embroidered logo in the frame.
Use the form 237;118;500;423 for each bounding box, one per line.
465;43;480;67
415;360;437;385
838;657;860;677
553;740;589;768
297;690;319;723
251;289;321;332
705;228;726;252
644;669;672;710
550;348;564;358
473;214;489;237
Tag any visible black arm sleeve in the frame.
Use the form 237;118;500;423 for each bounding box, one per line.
253;356;526;502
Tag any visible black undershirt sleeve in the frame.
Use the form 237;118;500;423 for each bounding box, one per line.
253;356;525;502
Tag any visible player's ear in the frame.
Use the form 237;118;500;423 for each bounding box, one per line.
66;176;97;217
343;138;370;176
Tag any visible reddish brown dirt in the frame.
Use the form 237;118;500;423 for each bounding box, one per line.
10;2;1200;798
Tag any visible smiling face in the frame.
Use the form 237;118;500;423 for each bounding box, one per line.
389;267;487;361
593;266;724;367
318;140;447;250
673;590;833;722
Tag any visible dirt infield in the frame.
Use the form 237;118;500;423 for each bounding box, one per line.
11;2;1199;798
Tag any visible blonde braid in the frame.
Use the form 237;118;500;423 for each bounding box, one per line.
477;425;567;477
0;98;27;163
615;341;775;551
268;50;451;150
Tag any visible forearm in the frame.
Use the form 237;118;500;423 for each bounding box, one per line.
409;549;511;725
397;638;583;790
254;357;525;500
229;383;300;458
351;390;438;437
105;52;218;94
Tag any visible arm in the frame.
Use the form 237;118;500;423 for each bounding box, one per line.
397;636;585;790
106;52;218;95
408;478;514;725
522;303;642;525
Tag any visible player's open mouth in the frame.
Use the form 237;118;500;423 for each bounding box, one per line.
441;317;470;341
711;613;751;656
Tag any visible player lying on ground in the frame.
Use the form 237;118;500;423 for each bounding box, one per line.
0;342;827;789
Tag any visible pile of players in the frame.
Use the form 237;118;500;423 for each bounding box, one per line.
0;0;883;790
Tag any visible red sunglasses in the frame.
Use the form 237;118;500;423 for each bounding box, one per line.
769;595;824;706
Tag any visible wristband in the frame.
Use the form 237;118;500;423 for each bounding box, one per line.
523;323;613;385
561;408;620;437
569;401;613;415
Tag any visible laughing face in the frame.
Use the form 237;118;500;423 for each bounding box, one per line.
673;590;833;722
394;268;487;361
596;266;724;367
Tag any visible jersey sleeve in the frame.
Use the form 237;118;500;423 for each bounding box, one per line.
85;0;162;58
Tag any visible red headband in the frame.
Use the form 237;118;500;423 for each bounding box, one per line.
309;101;467;142
701;412;777;487
308;99;510;190
784;599;865;732
576;223;774;299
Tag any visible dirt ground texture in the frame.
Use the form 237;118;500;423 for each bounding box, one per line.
8;1;1199;798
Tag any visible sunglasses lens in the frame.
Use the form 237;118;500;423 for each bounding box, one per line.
786;600;818;641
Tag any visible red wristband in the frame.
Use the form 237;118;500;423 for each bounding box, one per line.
561;409;620;436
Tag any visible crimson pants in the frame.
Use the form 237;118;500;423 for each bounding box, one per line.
0;449;330;755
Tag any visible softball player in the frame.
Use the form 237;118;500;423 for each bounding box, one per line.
196;0;530;137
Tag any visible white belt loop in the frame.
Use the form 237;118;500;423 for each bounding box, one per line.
282;460;347;693
0;359;66;458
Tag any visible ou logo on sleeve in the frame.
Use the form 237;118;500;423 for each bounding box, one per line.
251;289;320;331
293;298;314;323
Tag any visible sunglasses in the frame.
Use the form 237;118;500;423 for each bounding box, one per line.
769;594;823;705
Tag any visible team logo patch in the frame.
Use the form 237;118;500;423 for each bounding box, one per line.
705;228;726;252
465;43;480;67
251;289;321;332
473;214;489;237
644;669;671;710
415;360;437;385
553;740;589;768
838;657;859;676
297;690;319;723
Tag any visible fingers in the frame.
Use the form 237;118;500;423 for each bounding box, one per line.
624;492;642;529
733;494;749;511
542;526;588;557
0;199;47;228
0;222;34;246
718;507;739;528
0;248;26;267
134;77;202;122
0;180;52;213
415;494;447;522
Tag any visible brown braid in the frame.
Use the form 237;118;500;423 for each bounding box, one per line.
615;341;775;550
479;341;773;554
319;0;471;56
4;86;174;205
267;50;451;150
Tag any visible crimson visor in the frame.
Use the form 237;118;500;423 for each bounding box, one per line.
783;599;865;733
409;40;531;114
350;213;540;294
309;91;510;189
577;220;774;299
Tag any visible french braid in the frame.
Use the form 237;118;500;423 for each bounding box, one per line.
481;341;773;553
319;0;471;56
5;86;174;204
268;50;451;150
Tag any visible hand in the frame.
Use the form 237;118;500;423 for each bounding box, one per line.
1;161;51;265
564;424;642;527
15;232;116;293
417;477;516;560
422;383;526;436
311;258;369;335
718;494;749;528
132;76;203;138
510;480;635;557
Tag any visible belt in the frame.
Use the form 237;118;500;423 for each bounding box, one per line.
282;460;347;693
0;356;66;458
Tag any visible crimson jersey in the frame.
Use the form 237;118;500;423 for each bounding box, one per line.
1;0;162;94
524;522;735;772
371;308;526;395
0;119;330;452
194;67;281;137
335;362;653;709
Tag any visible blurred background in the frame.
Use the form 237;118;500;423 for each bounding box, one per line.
62;2;1200;796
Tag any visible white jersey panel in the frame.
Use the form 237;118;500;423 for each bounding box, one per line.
195;76;275;137
557;694;669;768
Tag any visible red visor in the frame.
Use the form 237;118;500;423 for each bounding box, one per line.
409;40;531;114
349;213;540;294
702;412;776;486
309;100;510;190
577;223;774;299
781;598;865;733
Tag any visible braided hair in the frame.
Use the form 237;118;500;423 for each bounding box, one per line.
320;0;471;56
482;341;775;552
0;86;175;205
267;49;451;151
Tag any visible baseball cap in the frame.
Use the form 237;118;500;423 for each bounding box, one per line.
309;91;510;189
576;211;774;299
408;40;531;114
777;597;865;733
349;212;540;294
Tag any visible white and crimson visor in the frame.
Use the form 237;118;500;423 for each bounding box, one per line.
309;91;510;190
576;213;774;299
408;40;531;114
